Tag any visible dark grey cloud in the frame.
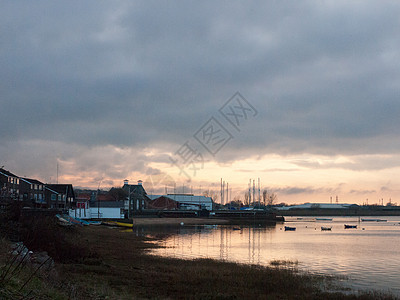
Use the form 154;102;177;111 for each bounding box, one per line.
2;1;400;183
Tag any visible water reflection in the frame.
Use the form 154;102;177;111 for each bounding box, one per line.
135;216;400;295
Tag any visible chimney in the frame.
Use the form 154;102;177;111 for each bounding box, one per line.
137;180;143;186
123;179;129;186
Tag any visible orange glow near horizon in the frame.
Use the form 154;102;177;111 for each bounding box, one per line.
47;146;400;206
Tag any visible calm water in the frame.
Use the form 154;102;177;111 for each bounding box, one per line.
139;216;400;295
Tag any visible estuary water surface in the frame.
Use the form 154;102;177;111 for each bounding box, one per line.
143;216;400;295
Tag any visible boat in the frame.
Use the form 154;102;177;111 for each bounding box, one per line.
361;218;387;222
344;224;357;229
113;221;133;228
101;221;119;227
321;226;332;231
74;217;90;225
87;220;102;225
316;218;333;221
55;215;73;226
102;221;133;228
284;226;296;231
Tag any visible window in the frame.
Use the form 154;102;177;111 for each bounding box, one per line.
51;194;56;201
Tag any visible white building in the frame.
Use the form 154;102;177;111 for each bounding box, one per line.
148;194;213;211
69;201;124;219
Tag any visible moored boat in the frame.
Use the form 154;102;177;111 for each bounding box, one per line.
102;221;133;228
344;224;357;229
321;226;332;231
110;221;133;228
284;226;296;231
361;218;387;222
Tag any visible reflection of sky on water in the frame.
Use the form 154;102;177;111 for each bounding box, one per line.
140;216;400;295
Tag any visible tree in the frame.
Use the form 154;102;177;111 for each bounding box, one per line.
267;193;277;206
262;189;268;205
262;189;277;206
244;192;249;205
203;189;218;202
226;200;242;209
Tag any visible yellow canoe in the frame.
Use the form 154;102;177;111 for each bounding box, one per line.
112;221;133;228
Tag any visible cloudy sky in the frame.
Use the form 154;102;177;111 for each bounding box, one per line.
2;1;400;204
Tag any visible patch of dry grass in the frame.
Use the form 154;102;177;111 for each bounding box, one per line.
1;217;398;299
56;226;398;299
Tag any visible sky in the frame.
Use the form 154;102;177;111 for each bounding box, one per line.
2;1;400;205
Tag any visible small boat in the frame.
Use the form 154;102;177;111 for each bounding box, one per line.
101;221;133;228
361;218;387;222
101;221;118;227
316;218;333;221
74;217;90;225
321;226;332;231
56;214;82;226
344;224;357;229
284;226;296;231
232;227;241;231
112;221;133;228
87;220;102;225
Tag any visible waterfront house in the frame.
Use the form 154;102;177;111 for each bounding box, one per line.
45;184;75;209
122;180;149;214
0;168;20;200
19;178;45;207
69;200;124;219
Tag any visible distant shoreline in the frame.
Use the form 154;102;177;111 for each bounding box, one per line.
278;208;400;217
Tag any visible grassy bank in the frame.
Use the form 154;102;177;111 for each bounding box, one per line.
1;218;398;299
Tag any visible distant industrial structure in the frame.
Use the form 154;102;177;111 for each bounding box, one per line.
275;203;359;211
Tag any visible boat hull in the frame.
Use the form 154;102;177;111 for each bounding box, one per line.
284;226;296;231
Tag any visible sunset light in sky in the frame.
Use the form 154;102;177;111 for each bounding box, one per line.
2;1;400;205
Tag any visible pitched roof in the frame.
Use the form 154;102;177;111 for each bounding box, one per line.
97;194;114;201
45;184;75;198
0;168;18;177
20;177;44;185
123;184;147;195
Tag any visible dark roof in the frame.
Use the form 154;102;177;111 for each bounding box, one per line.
46;184;73;193
21;177;44;185
122;184;147;195
148;196;179;210
45;184;75;198
97;194;114;201
0;168;18;177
